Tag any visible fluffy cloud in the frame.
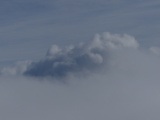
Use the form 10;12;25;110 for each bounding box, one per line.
22;32;139;78
1;32;160;120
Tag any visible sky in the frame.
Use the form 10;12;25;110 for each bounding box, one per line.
1;0;160;120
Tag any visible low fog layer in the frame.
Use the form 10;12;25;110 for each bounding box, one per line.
1;32;160;120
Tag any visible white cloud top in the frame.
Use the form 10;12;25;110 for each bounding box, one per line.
19;32;139;78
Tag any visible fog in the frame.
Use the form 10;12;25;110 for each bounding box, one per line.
1;33;160;120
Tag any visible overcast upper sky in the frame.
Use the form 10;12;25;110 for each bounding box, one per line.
1;0;160;120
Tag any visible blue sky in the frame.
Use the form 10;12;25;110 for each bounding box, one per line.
1;1;160;120
0;0;160;65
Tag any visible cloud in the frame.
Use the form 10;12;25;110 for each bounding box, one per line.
1;48;160;120
1;0;160;65
150;46;160;55
1;32;160;120
22;32;139;78
1;61;31;76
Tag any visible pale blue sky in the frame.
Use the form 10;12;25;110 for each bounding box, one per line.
0;0;160;66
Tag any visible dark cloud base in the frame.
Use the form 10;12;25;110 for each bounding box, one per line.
23;32;139;78
24;44;106;78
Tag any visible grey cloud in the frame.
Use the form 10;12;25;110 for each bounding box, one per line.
1;61;31;76
1;49;160;120
1;32;160;120
23;44;105;78
150;46;160;55
23;32;138;78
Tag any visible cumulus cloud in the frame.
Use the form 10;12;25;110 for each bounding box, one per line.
1;32;160;120
22;32;139;78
